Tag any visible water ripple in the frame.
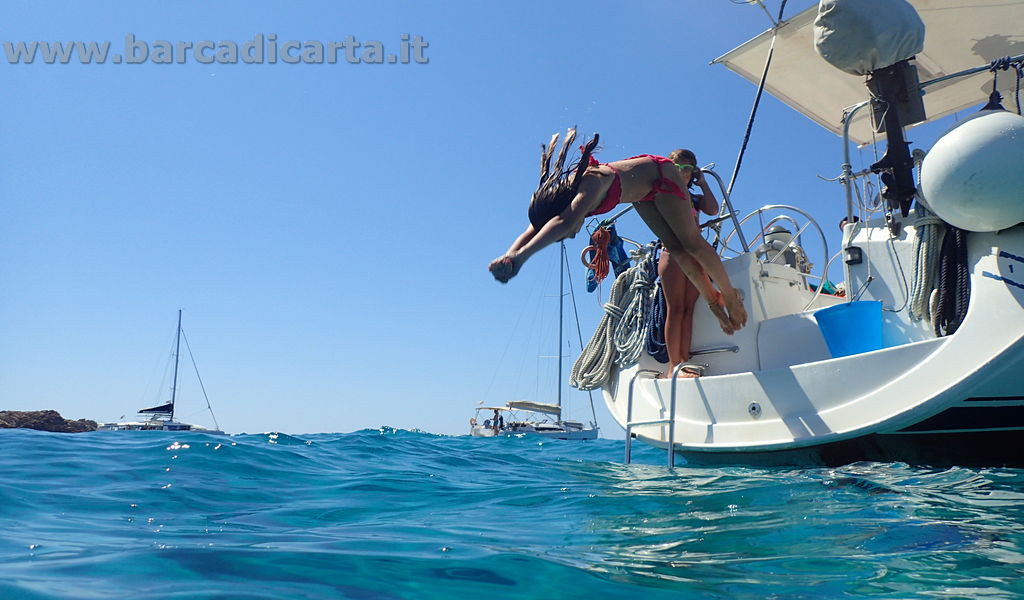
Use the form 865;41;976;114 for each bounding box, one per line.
0;428;1021;599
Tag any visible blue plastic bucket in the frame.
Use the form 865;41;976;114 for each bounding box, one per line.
813;300;883;358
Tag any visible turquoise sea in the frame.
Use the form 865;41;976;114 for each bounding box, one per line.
1;428;1022;599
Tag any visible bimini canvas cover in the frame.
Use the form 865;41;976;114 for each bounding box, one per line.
712;0;1024;145
506;400;562;416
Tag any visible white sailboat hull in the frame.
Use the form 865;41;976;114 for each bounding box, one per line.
470;424;599;440
603;224;1024;466
474;242;601;441
97;419;224;434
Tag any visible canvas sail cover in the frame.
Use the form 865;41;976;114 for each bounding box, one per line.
712;0;1024;145
139;402;173;414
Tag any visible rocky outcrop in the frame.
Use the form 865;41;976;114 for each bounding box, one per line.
0;410;97;433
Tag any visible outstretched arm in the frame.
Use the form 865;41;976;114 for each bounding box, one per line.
510;209;581;267
490;172;606;283
490;224;538;282
489;203;584;283
505;224;537;255
490;224;535;282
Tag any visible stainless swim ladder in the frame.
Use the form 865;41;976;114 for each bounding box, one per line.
623;345;738;467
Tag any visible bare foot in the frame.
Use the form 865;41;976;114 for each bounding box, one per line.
659;363;705;379
707;292;735;335
725;289;747;331
678;363;706;378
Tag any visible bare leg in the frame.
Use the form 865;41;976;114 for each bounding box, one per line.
635;202;736;334
671;254;732;334
658;251;685;377
677;259;703;377
660;251;710;378
651;194;747;331
676;254;703;363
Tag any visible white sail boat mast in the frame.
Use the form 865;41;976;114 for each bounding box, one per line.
97;310;224;434
170;308;182;421
557;241;564;411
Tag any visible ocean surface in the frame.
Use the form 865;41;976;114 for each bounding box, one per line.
1;428;1022;599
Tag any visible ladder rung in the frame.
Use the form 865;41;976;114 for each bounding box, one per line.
690;345;739;356
626;418;671;427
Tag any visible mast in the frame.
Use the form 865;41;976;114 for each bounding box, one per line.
564;241;599;430
170;309;182;420
557;241;564;411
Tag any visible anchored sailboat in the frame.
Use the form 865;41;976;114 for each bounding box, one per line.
471;242;599;439
99;310;224;433
574;0;1024;467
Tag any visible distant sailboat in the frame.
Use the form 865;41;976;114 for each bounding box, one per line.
98;310;224;433
471;242;599;439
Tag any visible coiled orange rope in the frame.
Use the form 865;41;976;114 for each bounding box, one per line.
583;227;612;284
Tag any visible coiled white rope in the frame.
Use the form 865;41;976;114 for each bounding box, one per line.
571;248;656;391
909;149;947;322
613;259;655;368
909;212;946;322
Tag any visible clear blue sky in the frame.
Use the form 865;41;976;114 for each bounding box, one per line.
2;0;950;435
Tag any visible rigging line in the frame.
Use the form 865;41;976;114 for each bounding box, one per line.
149;334;176;408
563;242;599;428
885;234;911;313
530;253;561;403
731;0;778;27
480;254;547;404
145;328;180;408
753;0;779;26
1015;61;1022;115
180;328;220;432
725;0;788;199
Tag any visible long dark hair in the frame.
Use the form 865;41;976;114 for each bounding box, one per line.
527;129;600;230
